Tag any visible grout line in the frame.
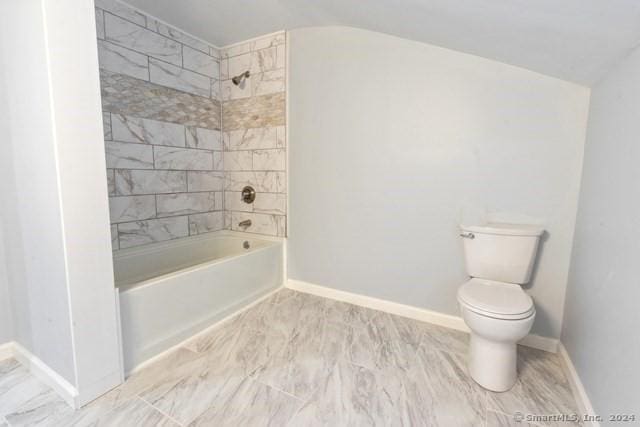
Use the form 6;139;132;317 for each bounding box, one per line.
135;395;186;427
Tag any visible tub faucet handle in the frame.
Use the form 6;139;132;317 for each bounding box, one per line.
239;219;252;229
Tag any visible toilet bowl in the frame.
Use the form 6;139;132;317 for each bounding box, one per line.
458;278;535;391
458;223;543;392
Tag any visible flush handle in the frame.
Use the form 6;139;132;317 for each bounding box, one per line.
460;232;475;239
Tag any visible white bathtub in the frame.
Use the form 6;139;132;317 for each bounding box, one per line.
113;231;283;372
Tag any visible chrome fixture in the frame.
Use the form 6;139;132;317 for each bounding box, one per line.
243;240;250;249
232;70;250;86
238;219;252;229
241;186;256;203
460;232;475;239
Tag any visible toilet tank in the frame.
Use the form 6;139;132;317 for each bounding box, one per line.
460;223;544;284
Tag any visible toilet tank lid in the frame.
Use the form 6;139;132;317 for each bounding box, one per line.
460;223;544;237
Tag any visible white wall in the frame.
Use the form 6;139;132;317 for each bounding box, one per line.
0;0;77;382
0;223;13;345
287;27;590;339
0;0;122;405
562;45;640;416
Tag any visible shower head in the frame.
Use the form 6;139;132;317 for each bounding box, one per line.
232;70;250;86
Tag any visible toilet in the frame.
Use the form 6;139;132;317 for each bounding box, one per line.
457;223;544;392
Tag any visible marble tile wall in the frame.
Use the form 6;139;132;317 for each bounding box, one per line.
95;0;224;250
220;33;288;237
96;0;287;245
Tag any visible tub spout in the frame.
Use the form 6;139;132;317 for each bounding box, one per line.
238;219;252;229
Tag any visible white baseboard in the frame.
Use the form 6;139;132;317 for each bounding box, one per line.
11;342;79;408
0;341;14;361
559;343;599;427
287;279;559;353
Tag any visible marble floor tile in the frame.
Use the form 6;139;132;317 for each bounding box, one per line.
188;377;301;427
289;359;405;426
487;410;538;426
0;289;582;427
71;397;178;427
487;346;581;426
252;317;346;401
3;388;74;427
411;345;487;426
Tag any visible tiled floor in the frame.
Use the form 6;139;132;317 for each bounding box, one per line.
0;289;580;426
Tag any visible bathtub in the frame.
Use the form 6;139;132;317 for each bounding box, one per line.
113;231;283;372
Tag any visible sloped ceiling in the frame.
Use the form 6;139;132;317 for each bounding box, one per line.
124;0;640;85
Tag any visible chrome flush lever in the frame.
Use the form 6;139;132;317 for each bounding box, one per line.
460;232;475;239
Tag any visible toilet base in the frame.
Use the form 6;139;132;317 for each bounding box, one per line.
469;334;517;392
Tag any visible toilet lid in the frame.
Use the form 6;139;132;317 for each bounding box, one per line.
458;278;534;318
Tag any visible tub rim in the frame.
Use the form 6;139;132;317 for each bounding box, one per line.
113;230;283;291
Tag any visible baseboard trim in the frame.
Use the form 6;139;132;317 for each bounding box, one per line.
12;342;79;408
126;284;285;377
0;341;14;361
287;279;559;353
559;343;599;427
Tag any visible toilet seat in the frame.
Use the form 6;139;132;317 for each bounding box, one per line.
458;278;534;320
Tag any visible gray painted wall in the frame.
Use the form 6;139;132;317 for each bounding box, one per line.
287;27;590;339
562;45;640;417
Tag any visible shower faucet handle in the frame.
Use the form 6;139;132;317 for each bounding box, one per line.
460;232;475;239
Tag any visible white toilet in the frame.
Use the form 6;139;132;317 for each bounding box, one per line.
457;223;544;392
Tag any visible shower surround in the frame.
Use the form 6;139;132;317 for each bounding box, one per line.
95;0;287;250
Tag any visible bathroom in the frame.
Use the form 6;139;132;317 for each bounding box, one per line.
0;0;637;425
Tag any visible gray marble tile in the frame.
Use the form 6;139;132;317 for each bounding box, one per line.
115;170;186;195
227;53;252;81
225;191;252;213
323;299;380;327
188;377;301;427
140;326;280;424
213;151;224;171
388;311;469;355
187;171;224;191
95;0;146;27
105;13;181;66
344;312;413;372
487;346;581;426
230;212;281;236
75;397;178;427
221;78;251;101
487;410;537;427
4;388;74;427
107;169;115;196
276;44;286;69
252;148;285;171
154;146;213;170
0;360;50;417
183;46;219;78
411;346;487;426
252;69;285;97
224;151;253;171
189;211;224;235
109;195;156;223
276;125;286;148
185;127;222;150
102;112;112;140
105;141;153;169
251;47;279;74
110;224;119;250
253;192;286;215
149;58;211;98
253;319;347;401
118;216;188;248
288;359;403;426
95;8;105;40
156;192;219;217
98;40;149;81
221;33;285;59
146;19;210;54
223;127;278;151
112;115;185;147
225;171;286;192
